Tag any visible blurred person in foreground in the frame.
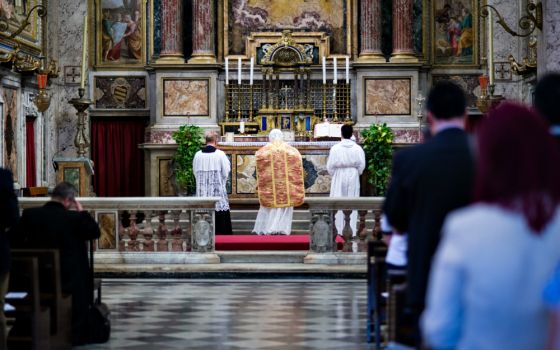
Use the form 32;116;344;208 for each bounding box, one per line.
422;102;560;350
0;168;18;350
383;81;475;347
534;72;560;144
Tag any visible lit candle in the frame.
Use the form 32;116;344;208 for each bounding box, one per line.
488;11;494;87
333;57;337;85
249;57;254;85
322;56;326;85
345;56;349;84
225;56;229;85
237;57;242;85
240;121;245;134
80;15;88;90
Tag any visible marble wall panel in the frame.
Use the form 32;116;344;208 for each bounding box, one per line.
97;211;118;250
94;76;147;109
365;78;411;115
543;0;560;72
236;154;257;194
302;155;331;194
158;158;177;196
163;79;209;116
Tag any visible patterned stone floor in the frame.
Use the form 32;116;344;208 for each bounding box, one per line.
76;279;377;350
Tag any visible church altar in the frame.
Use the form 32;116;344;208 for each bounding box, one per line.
142;140;338;198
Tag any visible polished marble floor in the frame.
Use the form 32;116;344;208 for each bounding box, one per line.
76;279;377;350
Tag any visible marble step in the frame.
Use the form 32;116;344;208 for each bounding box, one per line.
217;251;307;264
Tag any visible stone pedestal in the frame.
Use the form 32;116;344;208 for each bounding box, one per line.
357;0;385;63
188;0;217;64
53;157;94;196
390;0;418;63
157;0;184;64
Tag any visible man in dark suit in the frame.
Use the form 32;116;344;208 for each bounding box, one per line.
383;81;474;346
12;182;100;346
0;168;19;350
534;72;560;144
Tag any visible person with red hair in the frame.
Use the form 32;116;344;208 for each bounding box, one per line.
421;102;560;350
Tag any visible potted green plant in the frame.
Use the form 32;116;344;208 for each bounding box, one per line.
172;125;204;195
361;123;394;196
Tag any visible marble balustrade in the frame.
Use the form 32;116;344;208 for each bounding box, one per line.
18;197;219;254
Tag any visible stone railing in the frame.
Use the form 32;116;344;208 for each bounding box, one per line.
18;197;221;263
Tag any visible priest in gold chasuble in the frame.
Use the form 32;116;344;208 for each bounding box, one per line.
252;129;305;235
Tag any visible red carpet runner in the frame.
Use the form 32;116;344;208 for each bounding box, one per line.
215;235;345;251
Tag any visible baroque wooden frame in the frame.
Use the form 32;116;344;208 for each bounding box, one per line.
91;0;147;69
431;0;480;67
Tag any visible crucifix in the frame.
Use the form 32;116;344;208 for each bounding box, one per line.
65;66;81;84
280;85;291;110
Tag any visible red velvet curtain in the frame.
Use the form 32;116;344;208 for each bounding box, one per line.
25;117;36;187
91;118;146;197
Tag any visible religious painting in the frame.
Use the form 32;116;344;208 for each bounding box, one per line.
95;0;146;68
225;0;351;56
96;211;118;250
94;76;147;109
432;74;480;109
0;0;44;52
162;79;209;117
3;88;17;179
63;167;81;192
302;155;331;194
432;0;478;66
364;78;411;116
158;158;176;196
236;154;257;194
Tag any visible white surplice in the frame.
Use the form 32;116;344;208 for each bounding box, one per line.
327;139;366;236
252;207;293;235
192;148;230;211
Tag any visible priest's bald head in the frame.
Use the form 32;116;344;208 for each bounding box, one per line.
268;129;283;142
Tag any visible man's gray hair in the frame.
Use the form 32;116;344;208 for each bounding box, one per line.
268;129;283;142
205;130;219;144
52;182;77;201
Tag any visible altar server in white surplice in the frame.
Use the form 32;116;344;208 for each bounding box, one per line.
193;130;232;234
327;124;366;236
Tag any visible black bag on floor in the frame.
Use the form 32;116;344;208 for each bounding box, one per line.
88;302;111;343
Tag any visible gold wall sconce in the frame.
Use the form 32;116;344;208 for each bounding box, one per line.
481;1;542;77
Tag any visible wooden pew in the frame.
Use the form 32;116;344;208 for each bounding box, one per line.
367;240;388;348
387;272;416;347
11;249;72;349
6;257;51;350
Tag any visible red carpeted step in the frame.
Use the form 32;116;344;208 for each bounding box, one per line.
215;234;345;251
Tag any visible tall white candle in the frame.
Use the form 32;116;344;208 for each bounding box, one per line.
238;57;242;85
345;56;349;84
488;11;494;87
322;56;326;85
80;15;88;90
249;57;254;85
225;57;229;85
333;57;337;85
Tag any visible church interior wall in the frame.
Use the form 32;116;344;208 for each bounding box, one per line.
1;0;559;191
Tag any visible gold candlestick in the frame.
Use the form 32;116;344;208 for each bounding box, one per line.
249;85;254;122
80;15;88;90
237;82;242;121
224;83;230;122
344;81;351;123
322;83;327;121
69;88;93;158
333;84;338;122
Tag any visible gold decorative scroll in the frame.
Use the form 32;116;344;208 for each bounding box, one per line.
245;31;331;61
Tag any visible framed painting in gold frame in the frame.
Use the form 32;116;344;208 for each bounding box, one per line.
223;0;354;57
0;0;45;53
93;0;147;69
432;0;479;67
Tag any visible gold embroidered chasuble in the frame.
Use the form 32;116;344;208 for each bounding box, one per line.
255;140;305;208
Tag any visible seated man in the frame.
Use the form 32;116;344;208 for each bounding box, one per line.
252;129;305;235
12;182;100;346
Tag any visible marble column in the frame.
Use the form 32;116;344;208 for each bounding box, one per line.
390;0;418;63
539;0;560;74
188;0;217;64
157;0;184;64
357;0;385;62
